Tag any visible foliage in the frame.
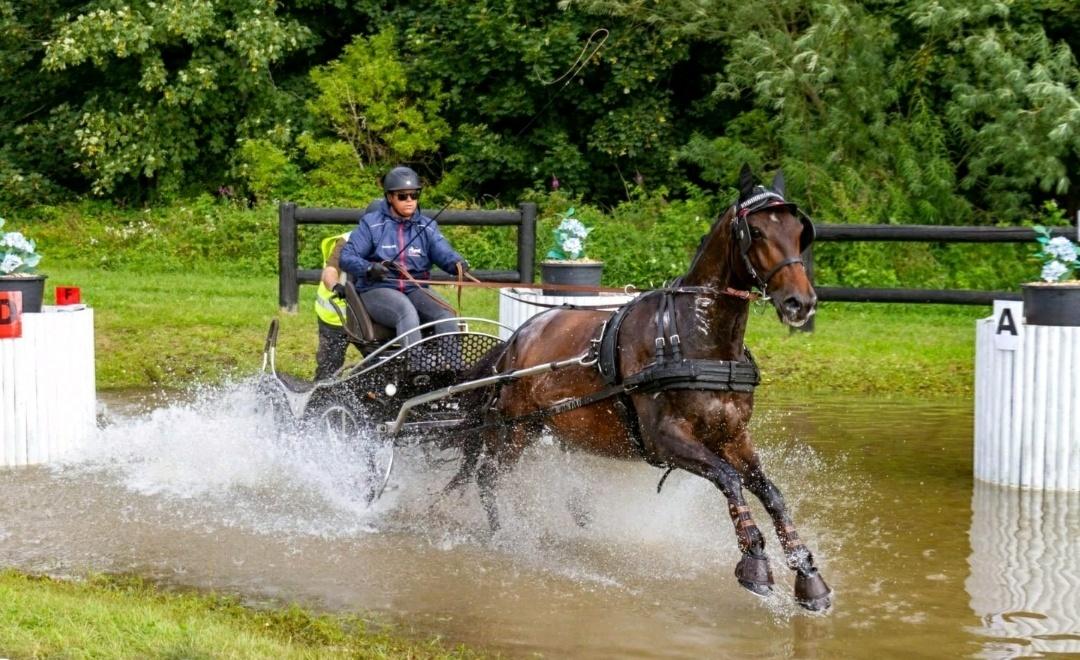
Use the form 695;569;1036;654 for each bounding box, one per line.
4;0;1080;258
545;208;593;260
574;0;1080;225
0;216;42;274
15;198;281;275
32;0;310;197
235;138;303;205
306;28;450;170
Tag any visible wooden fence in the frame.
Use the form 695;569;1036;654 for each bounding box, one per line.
279;202;1077;316
278;202;537;311
807;224;1080;306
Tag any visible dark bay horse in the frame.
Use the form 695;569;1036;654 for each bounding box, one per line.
457;166;831;611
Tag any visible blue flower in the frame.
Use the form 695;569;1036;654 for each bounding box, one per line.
1046;236;1078;263
0;216;43;274
1;254;23;275
1041;260;1068;282
546;208;593;260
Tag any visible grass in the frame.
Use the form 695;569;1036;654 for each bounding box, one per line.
746;301;984;397
44;265;985;396
0;571;479;659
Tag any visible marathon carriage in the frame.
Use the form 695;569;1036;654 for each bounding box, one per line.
257;283;590;503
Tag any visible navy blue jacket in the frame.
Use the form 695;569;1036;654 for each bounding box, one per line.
339;199;466;293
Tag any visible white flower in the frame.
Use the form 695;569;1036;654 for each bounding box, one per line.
2;231;34;253
1046;236;1078;263
1041;260;1068;282
559;218;589;239
1;254;23;274
561;237;583;258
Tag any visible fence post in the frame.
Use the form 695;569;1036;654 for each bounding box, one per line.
518;202;537;283
278;202;299;312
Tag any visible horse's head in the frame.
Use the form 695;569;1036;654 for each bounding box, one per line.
732;165;817;327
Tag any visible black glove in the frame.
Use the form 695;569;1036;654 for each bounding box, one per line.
366;262;390;281
331;283;347;299
456;261;469;273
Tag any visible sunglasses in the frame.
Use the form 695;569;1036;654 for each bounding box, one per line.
392;191;420;201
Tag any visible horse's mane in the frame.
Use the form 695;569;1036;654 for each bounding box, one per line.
683;203;735;282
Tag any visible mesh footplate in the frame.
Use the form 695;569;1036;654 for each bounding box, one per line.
304;332;505;439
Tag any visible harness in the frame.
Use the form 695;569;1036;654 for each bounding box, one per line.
485;285;760;467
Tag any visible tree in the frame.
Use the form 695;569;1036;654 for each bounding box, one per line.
306;28;449;169
38;0;310;197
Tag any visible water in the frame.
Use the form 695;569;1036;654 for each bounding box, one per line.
2;384;1079;658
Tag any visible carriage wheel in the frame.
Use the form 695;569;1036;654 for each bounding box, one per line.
313;404;394;505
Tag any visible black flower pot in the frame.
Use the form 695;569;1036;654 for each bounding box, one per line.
540;261;603;296
1022;282;1080;326
0;274;47;313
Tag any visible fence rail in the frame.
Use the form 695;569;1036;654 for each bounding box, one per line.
807;224;1078;307
278;202;537;311
279;203;1078;315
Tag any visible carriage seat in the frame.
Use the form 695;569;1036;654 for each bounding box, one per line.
342;282;396;352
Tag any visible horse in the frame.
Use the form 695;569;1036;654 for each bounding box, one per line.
453;164;831;611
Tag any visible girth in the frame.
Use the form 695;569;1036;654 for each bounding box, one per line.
623;357;760;394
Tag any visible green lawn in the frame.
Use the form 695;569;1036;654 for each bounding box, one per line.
47;265;986;396
0;571;478;659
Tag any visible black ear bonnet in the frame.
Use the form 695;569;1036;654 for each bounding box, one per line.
733;168;815;255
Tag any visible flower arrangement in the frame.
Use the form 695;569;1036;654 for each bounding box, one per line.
0;217;42;276
1033;225;1078;283
546;208;593;261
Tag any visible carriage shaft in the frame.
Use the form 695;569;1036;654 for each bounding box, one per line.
378;354;592;436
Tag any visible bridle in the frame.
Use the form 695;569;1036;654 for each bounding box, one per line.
731;191;816;295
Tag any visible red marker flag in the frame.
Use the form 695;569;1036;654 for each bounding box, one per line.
0;291;23;339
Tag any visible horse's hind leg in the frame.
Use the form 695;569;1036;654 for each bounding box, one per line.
654;427;774;597
741;459;832;611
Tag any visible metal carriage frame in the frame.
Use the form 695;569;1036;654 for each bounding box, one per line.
258;317;515;502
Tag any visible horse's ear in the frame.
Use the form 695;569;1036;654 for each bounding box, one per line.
738;163;755;200
771;169;786;197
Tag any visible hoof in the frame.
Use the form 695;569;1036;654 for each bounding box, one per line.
794;570;832;611
735;554;774;597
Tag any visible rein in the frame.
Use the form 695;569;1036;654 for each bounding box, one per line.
395;276;762;306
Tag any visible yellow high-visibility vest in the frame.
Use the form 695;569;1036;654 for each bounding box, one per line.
314;232;351;326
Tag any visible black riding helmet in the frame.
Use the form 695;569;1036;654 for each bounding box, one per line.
383;166;422;193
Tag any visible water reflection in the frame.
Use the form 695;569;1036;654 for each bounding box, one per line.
967;481;1080;658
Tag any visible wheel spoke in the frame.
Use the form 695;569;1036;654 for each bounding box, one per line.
313;404;393;506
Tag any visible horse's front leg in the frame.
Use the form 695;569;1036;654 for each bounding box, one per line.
650;421;774;597
736;445;832;611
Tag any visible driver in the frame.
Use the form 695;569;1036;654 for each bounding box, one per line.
339;165;468;346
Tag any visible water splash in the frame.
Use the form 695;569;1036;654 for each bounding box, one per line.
55;380;858;615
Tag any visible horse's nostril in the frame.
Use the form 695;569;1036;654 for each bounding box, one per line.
783;296;802;314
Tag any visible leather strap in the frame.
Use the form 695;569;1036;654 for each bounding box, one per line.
760;257;805;287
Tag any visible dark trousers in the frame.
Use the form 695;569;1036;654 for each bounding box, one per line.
358;286;458;346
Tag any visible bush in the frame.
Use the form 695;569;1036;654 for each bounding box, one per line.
10;191;1060;296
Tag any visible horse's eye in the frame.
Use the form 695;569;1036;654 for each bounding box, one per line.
749;227;764;240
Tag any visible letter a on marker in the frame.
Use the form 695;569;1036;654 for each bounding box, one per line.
996;308;1017;337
